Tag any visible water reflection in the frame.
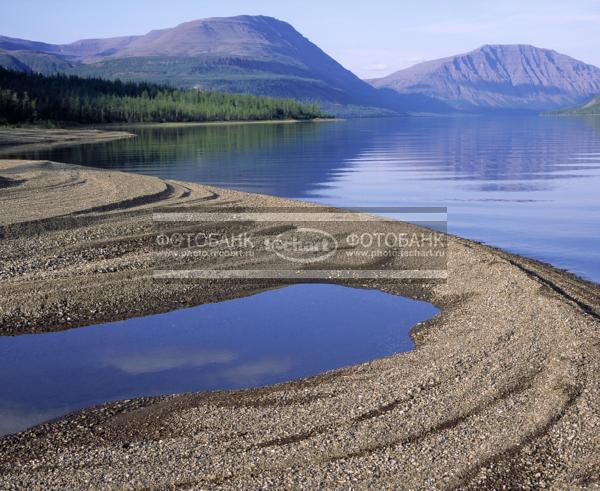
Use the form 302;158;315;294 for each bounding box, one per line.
6;116;600;281
222;357;292;386
9;122;358;197
105;348;236;374
0;284;438;435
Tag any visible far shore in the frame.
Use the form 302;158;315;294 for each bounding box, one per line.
96;117;338;129
0;156;598;489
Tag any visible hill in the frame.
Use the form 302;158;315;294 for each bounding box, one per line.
0;49;75;73
370;45;600;111
556;94;600;115
0;16;410;116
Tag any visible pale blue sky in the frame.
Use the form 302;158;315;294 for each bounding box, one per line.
1;0;599;78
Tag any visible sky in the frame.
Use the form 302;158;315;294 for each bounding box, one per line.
1;0;600;78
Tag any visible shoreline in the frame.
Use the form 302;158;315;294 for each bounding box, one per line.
0;119;337;157
97;117;338;129
0;127;135;156
0;160;599;489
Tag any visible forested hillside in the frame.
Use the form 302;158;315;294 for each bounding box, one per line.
0;68;324;124
557;93;600;115
0;16;406;117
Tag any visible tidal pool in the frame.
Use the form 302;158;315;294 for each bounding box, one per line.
0;284;438;436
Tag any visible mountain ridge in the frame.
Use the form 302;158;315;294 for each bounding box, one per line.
2;20;600;114
0;16;411;116
370;44;600;111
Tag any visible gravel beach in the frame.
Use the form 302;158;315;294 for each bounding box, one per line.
0;158;599;490
0;128;134;156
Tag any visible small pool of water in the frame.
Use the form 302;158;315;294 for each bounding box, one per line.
0;284;438;436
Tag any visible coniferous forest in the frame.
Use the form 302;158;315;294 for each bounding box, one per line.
0;68;324;124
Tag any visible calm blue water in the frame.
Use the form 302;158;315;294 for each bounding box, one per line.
10;115;600;282
0;284;438;436
4;115;599;435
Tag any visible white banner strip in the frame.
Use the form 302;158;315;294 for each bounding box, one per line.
153;212;447;223
153;269;448;280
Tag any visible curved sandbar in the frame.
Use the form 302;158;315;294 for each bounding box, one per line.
0;160;599;489
0;128;134;156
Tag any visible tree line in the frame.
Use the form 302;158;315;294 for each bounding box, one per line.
0;67;324;124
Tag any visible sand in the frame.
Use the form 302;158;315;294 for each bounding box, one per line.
0;159;599;490
0;128;134;156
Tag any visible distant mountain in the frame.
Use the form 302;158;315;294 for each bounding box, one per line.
10;24;598;115
0;50;75;73
0;16;420;116
556;93;600;115
370;45;600;111
0;35;64;55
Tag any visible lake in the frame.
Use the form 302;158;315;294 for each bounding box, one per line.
9;115;600;283
0;284;438;436
3;115;599;435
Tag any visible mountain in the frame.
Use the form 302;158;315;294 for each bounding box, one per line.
556;93;600;115
370;45;600;111
0;16;419;116
0;35;64;55
0;50;75;73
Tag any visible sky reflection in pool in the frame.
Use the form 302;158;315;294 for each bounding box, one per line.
0;284;438;436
